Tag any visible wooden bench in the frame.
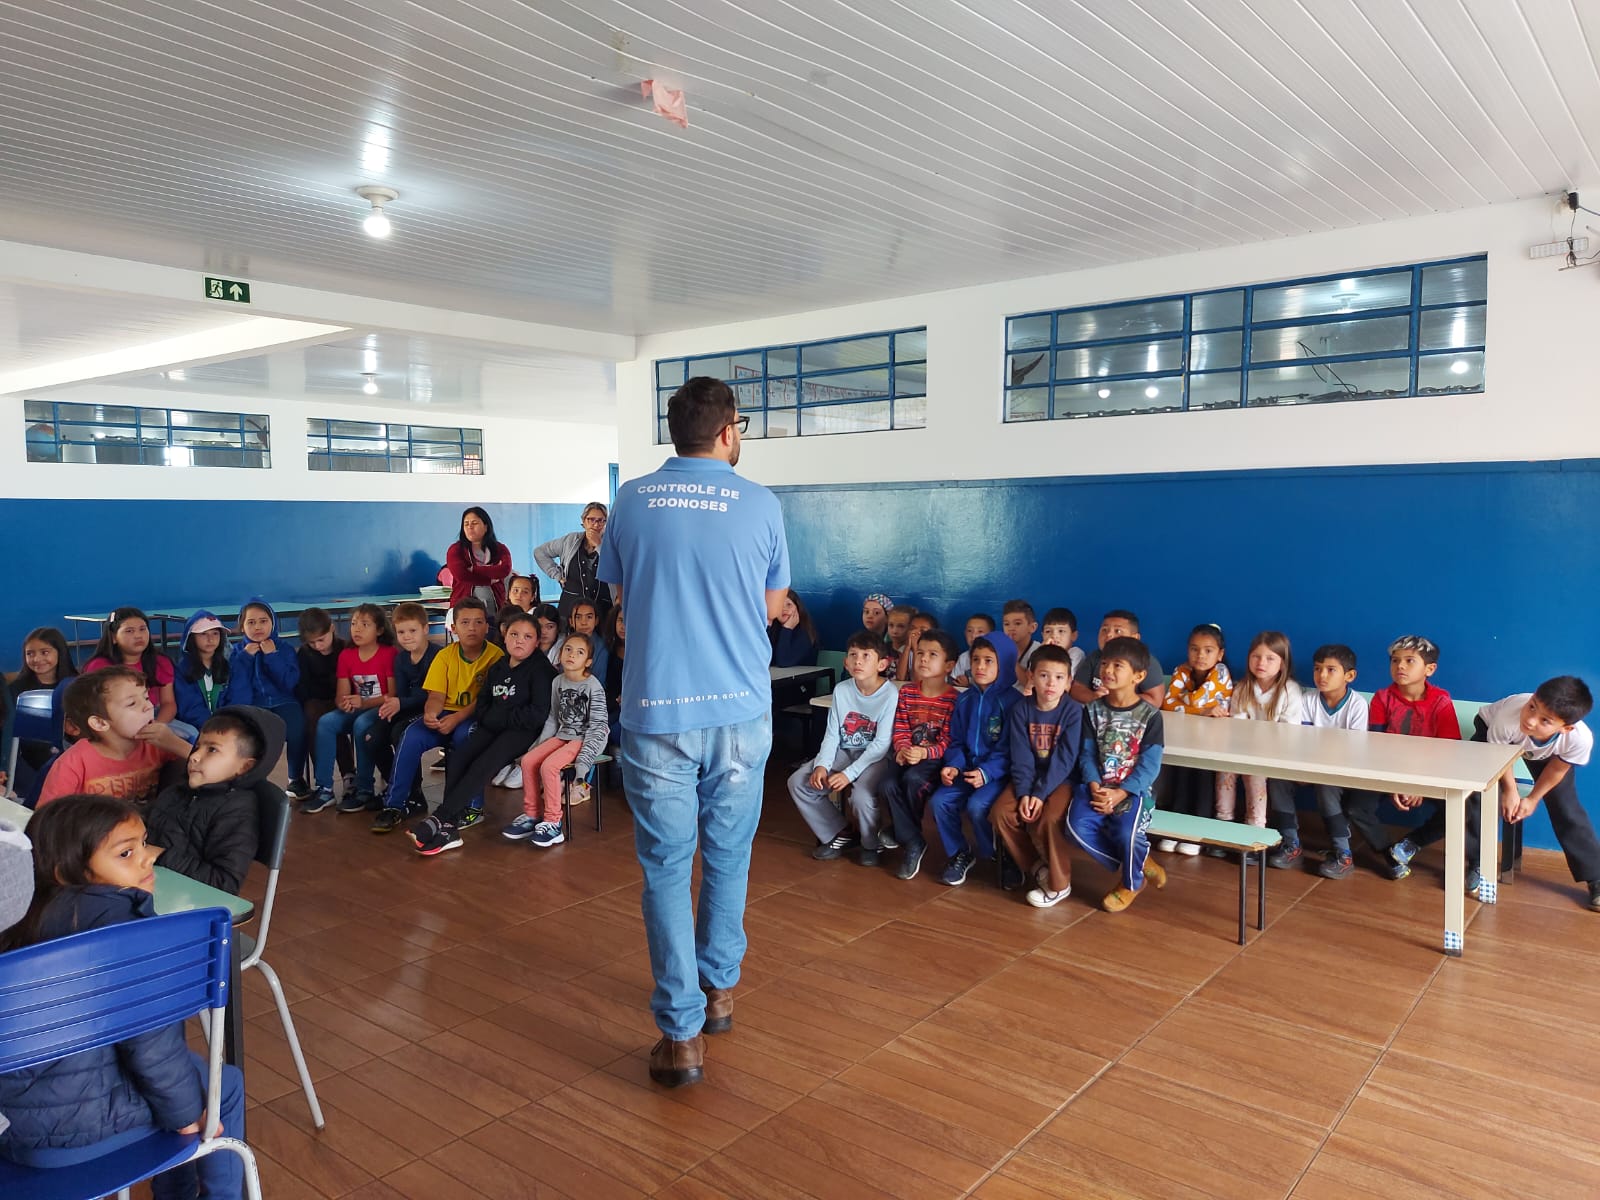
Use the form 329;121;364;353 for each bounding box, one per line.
1146;812;1282;945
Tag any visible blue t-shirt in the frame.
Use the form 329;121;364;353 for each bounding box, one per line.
598;456;790;734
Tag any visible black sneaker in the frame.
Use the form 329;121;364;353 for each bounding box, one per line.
857;847;880;867
1202;845;1228;859
409;815;441;848
337;790;370;814
428;751;449;774
1266;843;1302;870
1000;860;1024;891
416;822;463;856
300;788;336;814
1588;882;1600;911
878;829;899;851
285;777;311;800
1318;850;1355;880
896;839;926;881
372;798;424;834
940;849;975;886
812;831;858;861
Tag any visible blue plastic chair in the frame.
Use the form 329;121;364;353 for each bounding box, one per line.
0;908;263;1200
3;679;70;790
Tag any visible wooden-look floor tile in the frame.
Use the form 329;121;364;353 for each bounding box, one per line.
567;1061;748;1149
471;1005;631;1078
748;1103;973;1199
379;1155;514;1200
510;1088;719;1188
604;1036;814;1123
251;1147;346;1200
309;1071;462;1159
1290;1153;1460;1199
346;1057;500;1138
687;1153;826;1199
809;1066;1030;1169
263;1086;414;1179
1194;945;1423;1046
891;999;1108;1106
1031;904;1242;991
715;1126;912;1200
457;1113;654;1198
899;883;1083;955
801;919;1021;1009
996;1150;1210;1200
245;1105;378;1197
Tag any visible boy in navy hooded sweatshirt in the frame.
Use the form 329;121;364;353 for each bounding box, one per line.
928;634;1020;886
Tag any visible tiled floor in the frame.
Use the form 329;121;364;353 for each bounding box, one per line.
198;761;1600;1198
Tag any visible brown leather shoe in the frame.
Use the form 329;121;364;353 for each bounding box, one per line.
648;1035;705;1088
703;987;734;1035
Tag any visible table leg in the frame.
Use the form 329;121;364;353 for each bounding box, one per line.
1256;850;1267;931
224;929;245;1069
1477;783;1500;905
1443;789;1466;956
1236;853;1247;946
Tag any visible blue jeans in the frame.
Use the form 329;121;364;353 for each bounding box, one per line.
622;712;771;1040
314;707;382;791
383;719;475;809
931;777;1006;858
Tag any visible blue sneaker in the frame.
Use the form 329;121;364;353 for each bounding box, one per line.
502;814;539;841
1384;861;1412;881
1390;838;1419;868
300;787;336;814
1466;866;1482;896
939;849;975;886
529;820;565;848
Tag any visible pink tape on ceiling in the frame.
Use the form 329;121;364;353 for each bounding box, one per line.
641;79;688;129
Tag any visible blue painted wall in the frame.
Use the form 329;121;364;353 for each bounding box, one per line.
0;498;583;656
774;458;1600;855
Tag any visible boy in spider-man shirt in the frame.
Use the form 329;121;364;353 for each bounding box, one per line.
880;630;960;881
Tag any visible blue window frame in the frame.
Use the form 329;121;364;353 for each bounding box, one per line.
307;419;482;474
1004;255;1487;421
654;327;927;442
23;400;270;467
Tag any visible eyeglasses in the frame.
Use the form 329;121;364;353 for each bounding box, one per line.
728;414;750;435
583;515;606;525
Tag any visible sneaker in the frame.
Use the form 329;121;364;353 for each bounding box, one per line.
1587;882;1600;911
1390;838;1419;869
371;799;424;833
489;764;513;787
428;751;449;773
940;849;975;886
416;823;463;856
342;773;357;797
501;765;523;790
1318;850;1355;879
1465;866;1482;896
1384;861;1412;881
300;787;336;814
459;807;484;831
999;860;1024;890
1177;842;1202;856
337;789;372;814
1155;838;1178;853
812;831;858;861
408;815;441;848
878;829;899;851
856;847;880;868
365;790;387;811
1203;845;1229;860
1267;842;1302;871
285;777;311;800
1026;883;1071;908
502;814;540;841
895;839;926;881
529;820;565;848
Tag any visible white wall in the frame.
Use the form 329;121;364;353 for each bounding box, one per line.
0;386;617;504
616;196;1596;486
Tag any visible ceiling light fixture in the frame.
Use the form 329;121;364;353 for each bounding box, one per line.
356;186;398;238
362;373;379;395
1097;387;1111;399
1450;359;1469;375
1144;385;1160;399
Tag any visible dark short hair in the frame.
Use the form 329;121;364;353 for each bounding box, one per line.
1042;608;1078;632
1389;635;1439;665
969;636;1001;662
1029;644;1074;672
1189;623;1225;650
497;603;525;628
1103;609;1140;631
1312;644;1357;672
889;604;918;619
64;667;146;736
965;612;996;632
1001;599;1035;621
502;610;539;635
845;629;891;658
917;629;959;661
453;597;490;622
1535;676;1594;724
297;607;334;640
1100;636;1151;676
201;711;264;764
909;611;936;629
667;376;738;454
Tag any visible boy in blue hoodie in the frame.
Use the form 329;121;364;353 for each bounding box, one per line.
228;597;302;793
991;644;1083;906
929;635;1020;886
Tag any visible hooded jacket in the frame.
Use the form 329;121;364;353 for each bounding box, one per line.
227;597;299;708
943;636;1021;786
173;610;235;729
0;886;202;1157
476;652;558;735
144;705;283;894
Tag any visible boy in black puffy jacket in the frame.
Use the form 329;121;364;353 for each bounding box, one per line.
145;706;284;895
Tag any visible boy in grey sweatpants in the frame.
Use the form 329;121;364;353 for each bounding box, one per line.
788;631;899;866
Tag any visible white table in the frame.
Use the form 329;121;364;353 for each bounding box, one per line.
1163;712;1518;956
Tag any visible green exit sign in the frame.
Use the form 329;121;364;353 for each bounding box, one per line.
204;276;251;304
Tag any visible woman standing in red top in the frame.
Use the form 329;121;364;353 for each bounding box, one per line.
446;507;513;612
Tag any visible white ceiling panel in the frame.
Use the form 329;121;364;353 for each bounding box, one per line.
0;284;256;368
0;0;1593;337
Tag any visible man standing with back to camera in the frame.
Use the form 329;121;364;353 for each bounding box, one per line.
598;376;789;1087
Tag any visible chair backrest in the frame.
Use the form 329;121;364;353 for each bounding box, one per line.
11;678;71;749
0;908;232;1075
254;780;291;871
22;749;60;810
817;650;846;692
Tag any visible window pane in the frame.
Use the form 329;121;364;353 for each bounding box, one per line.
172;426;242;450
1006;387;1048;422
1249;315;1410;364
1252;270;1411;321
1191;331;1242;371
1007;314;1052;351
802;400;891;434
1057;299;1182;344
1007;351;1050;388
331;419;385;438
893;394;927;428
802;336;890;372
139;408;170;426
1193;290;1244;330
894;362;926;396
657;388;674;417
1422;259;1486;306
686;351;763;381
413;426;473;443
733;381;762;410
307;418;328;436
1055;337;1182;382
766;346;798;375
655;359;685;387
1054;377;1182;419
24;400;51;420
1419;305;1486;350
800;368;889;404
1247;358;1411;406
657;418;670;445
1418;352;1484;394
767;376;799;406
766;408;798;438
894;329;927;362
1189;372;1243;410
